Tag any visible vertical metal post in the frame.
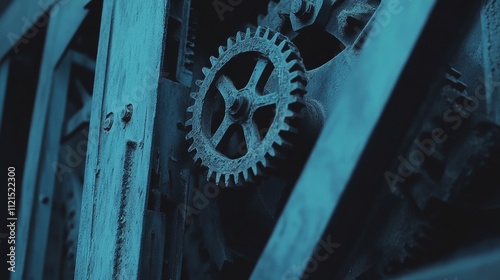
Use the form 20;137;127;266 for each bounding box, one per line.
14;1;89;279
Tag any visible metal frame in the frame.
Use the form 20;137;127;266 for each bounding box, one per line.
250;0;484;279
0;0;57;59
14;0;89;278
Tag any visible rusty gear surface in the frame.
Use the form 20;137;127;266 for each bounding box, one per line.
185;26;307;187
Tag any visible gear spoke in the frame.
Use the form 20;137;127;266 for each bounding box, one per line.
247;58;271;92
253;92;278;110
186;27;307;187
216;75;237;101
242;119;260;148
211;114;231;147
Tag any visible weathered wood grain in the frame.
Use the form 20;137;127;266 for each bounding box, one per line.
75;0;168;279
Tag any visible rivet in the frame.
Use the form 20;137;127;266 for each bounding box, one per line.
121;104;133;123
103;113;114;131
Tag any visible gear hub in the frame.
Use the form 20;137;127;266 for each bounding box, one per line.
185;26;307;187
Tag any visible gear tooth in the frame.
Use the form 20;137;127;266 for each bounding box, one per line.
287;125;299;134
289;70;305;80
224;174;230;187
255;26;264;37
186;105;194;113
188;144;196;153
288;62;302;72
275;137;292;148
284;109;296;118
185;119;193;127
277;39;287;50
231;174;237;186
207;169;214;181
290;95;304;104
190;92;197;99
272;148;286;159
280;122;291;131
202;67;210;76
216;173;222;186
286;96;305;109
209;56;217;66
193;153;201;163
283;49;294;59
268;149;276;157
260;158;270;168
270;32;279;43
238;172;246;185
218;46;225;55
245;27;252;39
227;37;234;48
263;27;270;39
243;169;250;181
251;165;259;177
195;80;202;87
236;31;243;42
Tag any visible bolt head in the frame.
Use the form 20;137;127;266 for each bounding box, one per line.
291;0;313;19
39;195;50;204
229;96;249;120
121;104;133;122
103;113;114;131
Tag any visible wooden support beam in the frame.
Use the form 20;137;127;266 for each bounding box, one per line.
75;0;169;278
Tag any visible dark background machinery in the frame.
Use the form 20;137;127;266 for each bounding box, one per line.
0;0;499;279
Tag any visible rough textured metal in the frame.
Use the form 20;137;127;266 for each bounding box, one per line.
289;0;322;29
13;1;89;279
185;26;306;187
250;0;482;279
0;0;57;59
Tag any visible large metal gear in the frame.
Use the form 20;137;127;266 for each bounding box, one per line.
185;26;307;187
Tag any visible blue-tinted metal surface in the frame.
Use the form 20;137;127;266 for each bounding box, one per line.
250;0;483;278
